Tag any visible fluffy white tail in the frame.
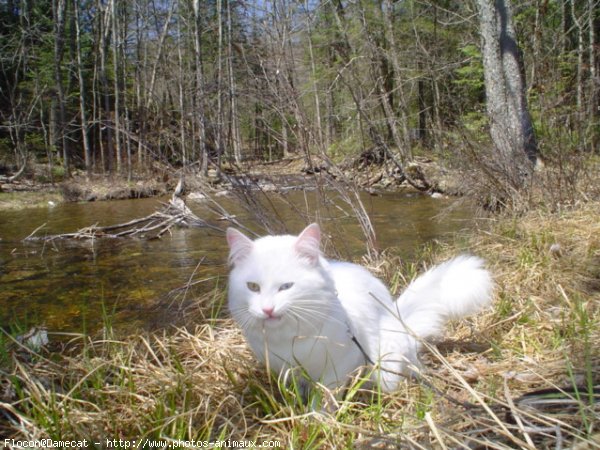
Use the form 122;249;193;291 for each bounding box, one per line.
395;255;493;340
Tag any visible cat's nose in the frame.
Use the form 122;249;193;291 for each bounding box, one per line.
262;306;275;318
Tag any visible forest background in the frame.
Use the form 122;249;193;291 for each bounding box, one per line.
1;0;598;200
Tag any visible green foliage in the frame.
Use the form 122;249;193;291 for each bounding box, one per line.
453;44;486;131
454;44;485;91
51;165;66;182
414;386;434;420
460;111;488;133
24;134;47;158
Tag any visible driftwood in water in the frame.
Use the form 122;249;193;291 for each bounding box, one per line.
24;195;219;242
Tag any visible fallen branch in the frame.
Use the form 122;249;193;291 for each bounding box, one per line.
24;195;221;242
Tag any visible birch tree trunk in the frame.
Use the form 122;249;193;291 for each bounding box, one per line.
477;0;538;187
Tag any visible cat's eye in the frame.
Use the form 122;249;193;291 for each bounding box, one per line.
246;282;261;293
279;282;294;291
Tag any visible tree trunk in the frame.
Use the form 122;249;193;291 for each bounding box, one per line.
52;0;69;175
589;0;599;152
216;0;224;176
119;0;131;180
381;0;412;161
193;0;209;176
99;0;113;173
417;60;428;143
111;0;122;173
227;0;242;164
176;10;187;168
73;0;92;175
477;0;538;187
571;0;585;120
135;0;146;171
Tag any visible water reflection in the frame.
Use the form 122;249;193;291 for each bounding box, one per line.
0;192;473;333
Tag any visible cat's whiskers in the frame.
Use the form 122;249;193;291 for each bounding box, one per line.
286;308;322;332
290;306;349;331
288;296;336;315
288;303;330;321
229;306;257;332
286;297;349;331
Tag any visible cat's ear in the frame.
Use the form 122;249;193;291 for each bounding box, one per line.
226;228;254;266
295;223;321;265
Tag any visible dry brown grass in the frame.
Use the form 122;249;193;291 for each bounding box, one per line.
1;202;599;449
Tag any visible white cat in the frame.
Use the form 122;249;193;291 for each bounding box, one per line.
226;223;492;392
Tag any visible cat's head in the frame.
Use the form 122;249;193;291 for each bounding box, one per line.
226;223;336;330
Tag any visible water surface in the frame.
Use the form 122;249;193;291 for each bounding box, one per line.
0;191;473;333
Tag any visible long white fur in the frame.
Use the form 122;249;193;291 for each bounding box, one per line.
226;224;493;392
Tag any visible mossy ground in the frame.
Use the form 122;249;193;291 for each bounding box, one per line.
0;191;63;210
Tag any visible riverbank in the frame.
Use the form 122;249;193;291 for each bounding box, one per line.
0;190;63;210
0;176;169;210
2;200;598;447
0;154;455;211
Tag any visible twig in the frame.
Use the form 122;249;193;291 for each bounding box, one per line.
504;378;536;448
24;222;47;240
23;197;222;242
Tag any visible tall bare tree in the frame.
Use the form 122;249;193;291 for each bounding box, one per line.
216;0;224;176
226;0;242;164
73;0;92;175
52;0;69;174
192;0;209;176
111;0;122;173
98;0;114;172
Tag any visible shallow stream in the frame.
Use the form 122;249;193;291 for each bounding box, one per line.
0;190;474;334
